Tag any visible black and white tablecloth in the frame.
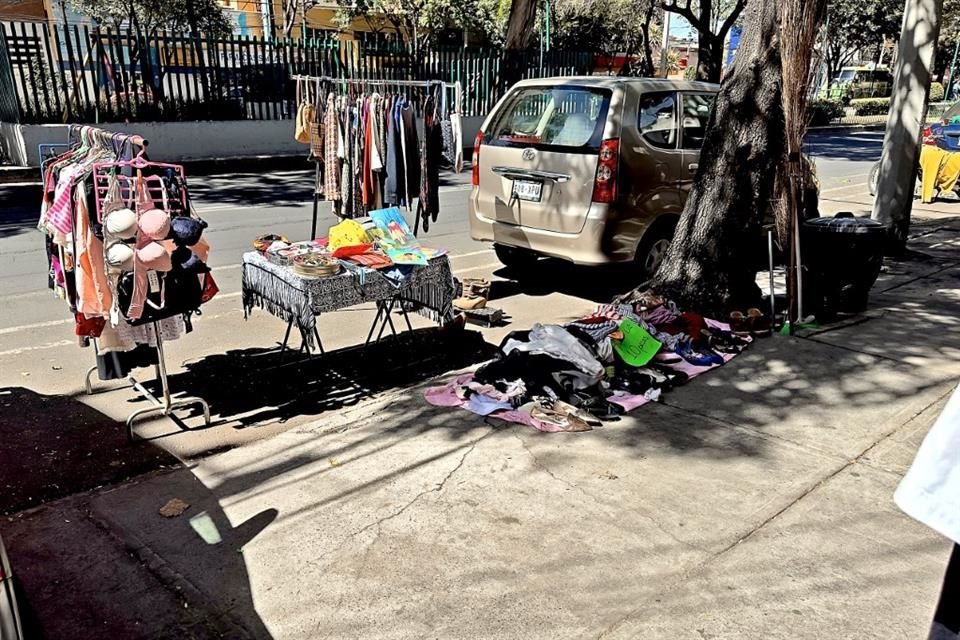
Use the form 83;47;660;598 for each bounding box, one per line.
241;251;456;346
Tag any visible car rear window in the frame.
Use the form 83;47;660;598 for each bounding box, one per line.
487;86;611;151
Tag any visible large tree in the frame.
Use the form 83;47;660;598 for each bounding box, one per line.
645;0;826;313
662;0;746;82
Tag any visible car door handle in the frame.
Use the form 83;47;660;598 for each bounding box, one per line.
688;163;699;172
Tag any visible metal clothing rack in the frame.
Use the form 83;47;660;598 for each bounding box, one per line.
61;124;211;441
84;326;211;442
291;74;462;239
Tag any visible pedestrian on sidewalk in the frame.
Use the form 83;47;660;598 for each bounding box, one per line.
896;382;960;639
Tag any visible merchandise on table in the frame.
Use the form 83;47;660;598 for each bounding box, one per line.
243;208;455;349
425;289;752;433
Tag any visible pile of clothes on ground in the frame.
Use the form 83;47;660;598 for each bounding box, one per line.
425;289;753;432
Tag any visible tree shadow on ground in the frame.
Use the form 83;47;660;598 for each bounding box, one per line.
0;386;177;516
0;392;275;640
164;325;498;430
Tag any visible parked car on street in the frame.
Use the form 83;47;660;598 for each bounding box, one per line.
469;77;719;277
924;101;960;151
0;534;23;640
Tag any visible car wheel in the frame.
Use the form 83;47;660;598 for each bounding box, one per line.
494;244;539;270
636;219;677;280
868;162;880;196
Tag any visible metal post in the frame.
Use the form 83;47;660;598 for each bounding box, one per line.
545;0;551;52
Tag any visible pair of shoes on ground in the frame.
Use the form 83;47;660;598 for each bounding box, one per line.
729;308;772;337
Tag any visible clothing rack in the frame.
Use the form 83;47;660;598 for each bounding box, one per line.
61;124;211;441
292;74;462;238
67;124;149;156
84;326;211;442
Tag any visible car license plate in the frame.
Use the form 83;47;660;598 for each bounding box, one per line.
512;180;542;202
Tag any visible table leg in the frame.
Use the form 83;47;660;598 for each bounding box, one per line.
365;303;385;346
376;298;398;343
279;318;295;356
313;326;325;355
398;298;414;332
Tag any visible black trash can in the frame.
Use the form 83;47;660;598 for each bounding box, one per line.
802;213;887;316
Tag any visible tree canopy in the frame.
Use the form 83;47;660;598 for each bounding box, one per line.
662;0;746;82
821;0;902;79
66;0;230;34
552;0;657;72
332;0;508;48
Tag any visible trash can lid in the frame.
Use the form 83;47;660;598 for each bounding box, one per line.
804;214;887;234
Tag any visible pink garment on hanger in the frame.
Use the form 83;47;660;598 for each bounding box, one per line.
42;164;80;235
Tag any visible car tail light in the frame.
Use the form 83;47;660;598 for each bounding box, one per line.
472;130;483;187
592;138;620;203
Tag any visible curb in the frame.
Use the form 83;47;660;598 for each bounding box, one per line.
808;123;886;135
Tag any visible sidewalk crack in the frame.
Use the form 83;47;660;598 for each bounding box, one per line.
314;429;494;570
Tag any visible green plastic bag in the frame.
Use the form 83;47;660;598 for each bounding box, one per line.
612;318;662;367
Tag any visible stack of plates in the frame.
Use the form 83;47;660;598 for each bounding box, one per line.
293;253;341;278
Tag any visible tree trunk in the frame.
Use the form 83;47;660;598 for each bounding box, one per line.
871;0;944;254
641;4;655;76
501;0;538;89
647;0;785;314
696;32;724;83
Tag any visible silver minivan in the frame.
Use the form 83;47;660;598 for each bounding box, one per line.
469;77;719;276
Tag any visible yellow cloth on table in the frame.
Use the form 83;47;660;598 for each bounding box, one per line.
920;145;960;203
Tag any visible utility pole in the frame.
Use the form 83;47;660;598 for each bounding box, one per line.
659;9;671;78
871;0;944;253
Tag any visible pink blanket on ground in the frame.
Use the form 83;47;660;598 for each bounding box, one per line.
423;320;749;433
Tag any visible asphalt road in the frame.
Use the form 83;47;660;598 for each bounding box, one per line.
0;130;886;455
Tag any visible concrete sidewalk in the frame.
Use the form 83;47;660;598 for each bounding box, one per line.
5;219;960;639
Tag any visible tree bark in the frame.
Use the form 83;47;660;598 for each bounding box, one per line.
696;32;723;82
871;0;944;254
647;0;785;314
641;4;655;76
501;0;538;89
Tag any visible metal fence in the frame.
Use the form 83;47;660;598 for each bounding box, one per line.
0;21;595;124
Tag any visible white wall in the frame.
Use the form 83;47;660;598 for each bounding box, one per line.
7;120;305;167
3;116;487;168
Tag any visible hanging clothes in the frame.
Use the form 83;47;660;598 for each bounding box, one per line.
418;93;444;232
385;97;405;207
324;94;341;207
399;97;421;208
